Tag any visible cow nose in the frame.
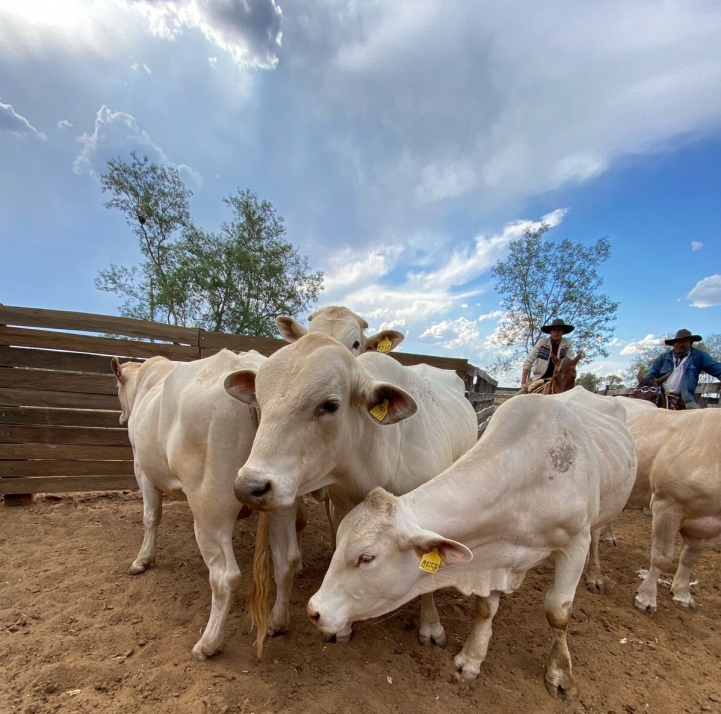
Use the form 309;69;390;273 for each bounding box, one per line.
307;604;320;624
233;477;272;505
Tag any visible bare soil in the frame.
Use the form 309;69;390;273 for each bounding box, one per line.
1;492;720;714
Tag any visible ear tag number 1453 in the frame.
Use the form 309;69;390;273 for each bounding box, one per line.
419;548;441;574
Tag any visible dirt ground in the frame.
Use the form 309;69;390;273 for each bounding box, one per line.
1;492;720;714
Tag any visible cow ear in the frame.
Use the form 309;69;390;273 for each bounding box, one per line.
111;357;123;382
655;372;671;386
360;381;417;425
551;353;560;366
366;330;405;353
224;369;258;406
276;316;308;343
571;350;584;366
407;528;473;567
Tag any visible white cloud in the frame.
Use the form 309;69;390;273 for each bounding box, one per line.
73;105;203;188
0;98;46;140
131;62;152;74
57;119;73;130
478;310;504;322
691;241;703;251
321;248;398;297
687;274;721;307
129;0;283;70
620;334;663;355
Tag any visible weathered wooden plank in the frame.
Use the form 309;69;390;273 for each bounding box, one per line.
0;407;121;428
0;425;130;446
0;369;117;395
0;387;119;410
0;460;134;476
0;305;198;345
0;346;141;374
198;330;285;355
0;444;133;460
0;326;197;360
0;475;138;494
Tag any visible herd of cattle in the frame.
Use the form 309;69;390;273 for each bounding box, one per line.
109;306;721;701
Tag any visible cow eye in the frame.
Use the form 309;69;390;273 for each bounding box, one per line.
352;341;361;350
357;554;374;566
318;400;340;415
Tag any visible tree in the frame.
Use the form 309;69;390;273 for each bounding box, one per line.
488;223;619;377
577;372;602;392
96;155;323;334
605;374;624;390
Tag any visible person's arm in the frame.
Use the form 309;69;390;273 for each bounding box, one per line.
521;340;542;388
699;350;721;381
645;353;665;380
564;338;574;360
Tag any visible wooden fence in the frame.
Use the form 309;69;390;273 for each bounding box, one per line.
0;305;496;501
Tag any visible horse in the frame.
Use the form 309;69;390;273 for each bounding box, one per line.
526;351;584;395
631;371;686;410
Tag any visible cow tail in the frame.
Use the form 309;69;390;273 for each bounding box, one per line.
248;510;271;659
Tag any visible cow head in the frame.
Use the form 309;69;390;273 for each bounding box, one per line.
276;306;404;356
307;488;472;637
223;333;417;510
111;357;144;425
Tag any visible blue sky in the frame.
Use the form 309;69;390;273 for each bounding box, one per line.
1;0;720;384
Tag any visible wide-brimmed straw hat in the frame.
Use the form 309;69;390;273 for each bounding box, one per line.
664;328;702;346
541;318;574;334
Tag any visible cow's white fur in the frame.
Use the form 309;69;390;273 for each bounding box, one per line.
307;393;637;699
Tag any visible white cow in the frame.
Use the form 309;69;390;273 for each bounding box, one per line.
112;349;268;661
224;332;477;646
307;394;637;700
631;407;721;613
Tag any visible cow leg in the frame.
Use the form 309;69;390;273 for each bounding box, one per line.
670;537;702;612
418;593;446;647
191;504;241;661
267;505;302;635
324;496;337;551
584;528;605;594
295;497;308;574
128;470;163;575
544;535;589;700
453;592;501;682
600;520;617;546
634;499;682;615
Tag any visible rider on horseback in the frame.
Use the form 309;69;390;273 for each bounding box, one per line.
520;318;575;393
646;329;721;409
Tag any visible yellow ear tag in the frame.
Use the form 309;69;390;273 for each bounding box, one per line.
377;337;392;353
419;548;441;574
370;399;389;422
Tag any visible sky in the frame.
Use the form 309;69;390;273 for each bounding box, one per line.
1;0;720;385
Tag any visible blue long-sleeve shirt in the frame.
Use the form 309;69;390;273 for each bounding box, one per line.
647;347;721;403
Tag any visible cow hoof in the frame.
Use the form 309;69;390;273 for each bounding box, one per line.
602;537;617;547
127;562;150;575
270;623;289;637
544;671;577;701
633;595;657;615
672;596;697;612
585;578;605;595
191;643;218;662
418;629;447;648
453;655;480;682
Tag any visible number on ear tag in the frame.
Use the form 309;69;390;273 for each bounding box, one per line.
419;548;441;574
370;399;389;422
377;337;392;353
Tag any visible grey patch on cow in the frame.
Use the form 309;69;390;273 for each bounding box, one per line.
549;442;575;473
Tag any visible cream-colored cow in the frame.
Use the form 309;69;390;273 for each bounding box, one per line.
307;394;637;700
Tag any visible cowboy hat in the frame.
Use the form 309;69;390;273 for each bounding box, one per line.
664;328;702;345
541;318;574;334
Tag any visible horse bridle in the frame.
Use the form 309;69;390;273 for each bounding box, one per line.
633;384;667;408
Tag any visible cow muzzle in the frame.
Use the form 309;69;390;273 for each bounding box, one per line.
233;475;272;507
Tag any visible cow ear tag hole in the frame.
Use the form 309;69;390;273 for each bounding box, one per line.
419;548;441;574
370;399;389;422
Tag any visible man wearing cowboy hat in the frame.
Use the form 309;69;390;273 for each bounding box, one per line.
521;318;575;391
646;329;721;408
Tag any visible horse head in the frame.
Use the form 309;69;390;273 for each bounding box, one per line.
632;371;685;410
545;350;584;394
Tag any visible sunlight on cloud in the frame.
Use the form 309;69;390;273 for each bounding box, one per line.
687;274;721;307
620;334;662;355
0;98;47;140
691;241;703;251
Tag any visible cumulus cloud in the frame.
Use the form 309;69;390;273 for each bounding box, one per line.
73;105;203;188
0;99;47;140
57;119;73;130
687;274;721;307
130;0;283;69
620;334;663;355
691;241;703;251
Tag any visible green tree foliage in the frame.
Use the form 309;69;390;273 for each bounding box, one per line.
577;372;602;392
96;154;323;335
488;224;619;376
623;333;721;385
